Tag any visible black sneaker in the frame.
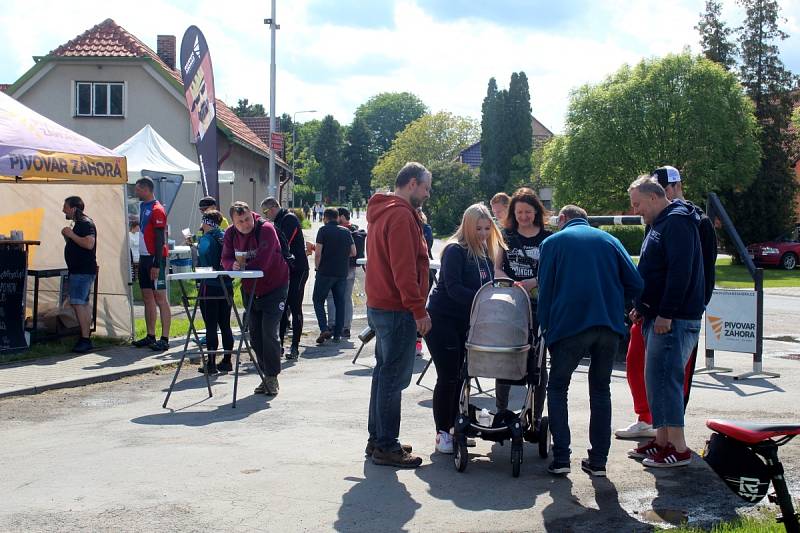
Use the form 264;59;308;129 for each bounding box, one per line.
150;338;169;351
72;338;93;353
197;363;218;375
580;459;606;477
372;447;422;468
316;331;332;344
547;461;571;476
342;329;351;339
217;358;233;372
132;335;155;348
286;346;299;360
254;382;266;394
332;336;341;343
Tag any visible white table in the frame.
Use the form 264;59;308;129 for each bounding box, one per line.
356;258;441;270
163;270;264;409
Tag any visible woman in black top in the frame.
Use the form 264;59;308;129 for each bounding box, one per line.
493;187;552;413
425;203;506;454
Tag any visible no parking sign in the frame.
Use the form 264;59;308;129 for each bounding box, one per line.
705;289;757;353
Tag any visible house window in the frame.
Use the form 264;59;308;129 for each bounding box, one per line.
76;82;124;117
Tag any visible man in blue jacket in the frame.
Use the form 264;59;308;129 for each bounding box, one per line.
538;205;643;477
628;176;704;468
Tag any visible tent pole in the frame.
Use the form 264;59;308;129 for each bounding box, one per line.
122;184;135;340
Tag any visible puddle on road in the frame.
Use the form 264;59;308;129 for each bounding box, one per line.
641;508;688;525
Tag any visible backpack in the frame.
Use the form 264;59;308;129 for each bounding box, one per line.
352;228;367;261
254;219;296;271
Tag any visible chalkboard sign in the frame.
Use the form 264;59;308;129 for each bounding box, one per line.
0;246;28;352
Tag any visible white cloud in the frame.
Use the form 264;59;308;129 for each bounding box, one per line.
3;0;800;134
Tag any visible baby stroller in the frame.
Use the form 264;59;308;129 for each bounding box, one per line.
453;278;550;477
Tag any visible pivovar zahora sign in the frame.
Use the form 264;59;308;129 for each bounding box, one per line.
705;289;757;353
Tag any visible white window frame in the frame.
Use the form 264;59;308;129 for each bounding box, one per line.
75;81;125;117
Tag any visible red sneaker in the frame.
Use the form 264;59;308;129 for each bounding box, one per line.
642;444;691;468
627;438;662;459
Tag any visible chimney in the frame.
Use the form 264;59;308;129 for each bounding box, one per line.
156;35;176;70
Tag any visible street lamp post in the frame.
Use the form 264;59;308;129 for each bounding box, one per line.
291;109;316;207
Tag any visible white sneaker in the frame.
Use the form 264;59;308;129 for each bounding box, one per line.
615;420;656;439
435;431;454;454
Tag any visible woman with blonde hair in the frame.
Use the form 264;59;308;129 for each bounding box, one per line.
424;203;506;454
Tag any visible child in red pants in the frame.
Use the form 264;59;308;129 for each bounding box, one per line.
615;322;697;438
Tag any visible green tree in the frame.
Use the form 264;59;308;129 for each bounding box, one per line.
343;117;375;198
424;162;482;235
720;0;798;247
354;92;428;156
479;72;533;196
349;182;364;208
696;0;737;70
540;52;761;213
312;115;344;200
232;98;266;117
371;112;480;189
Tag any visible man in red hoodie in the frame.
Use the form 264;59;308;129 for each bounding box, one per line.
222;201;289;396
365;162;432;468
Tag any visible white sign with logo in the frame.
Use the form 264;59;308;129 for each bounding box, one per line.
705;289;757;353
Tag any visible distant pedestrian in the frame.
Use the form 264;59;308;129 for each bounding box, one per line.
538;205;643;476
627;176;705;468
61;196;97;353
326;207;364;339
365;161;432;468
313;207;355;343
425;203;504;454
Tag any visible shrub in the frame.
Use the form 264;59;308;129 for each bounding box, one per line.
600;225;644;256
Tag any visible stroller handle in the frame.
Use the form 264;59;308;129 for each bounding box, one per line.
492;277;516;288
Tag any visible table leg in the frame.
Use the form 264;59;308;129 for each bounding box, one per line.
31;276;40;344
226;283;263;408
188;281;212;398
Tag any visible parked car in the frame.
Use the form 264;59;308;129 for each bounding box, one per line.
747;225;800;270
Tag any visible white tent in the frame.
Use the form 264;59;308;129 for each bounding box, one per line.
115;125;234;234
115;124;233;183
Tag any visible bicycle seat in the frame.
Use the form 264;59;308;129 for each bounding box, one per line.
707;419;800;445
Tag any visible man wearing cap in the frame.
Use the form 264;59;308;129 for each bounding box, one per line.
616;166;717;440
186;196;229;244
627;175;705;468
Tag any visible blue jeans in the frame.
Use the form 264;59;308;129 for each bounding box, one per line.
546;326;619;467
642;317;701;429
313;275;346;338
327;266;356;331
367;307;418;452
68;274;95;305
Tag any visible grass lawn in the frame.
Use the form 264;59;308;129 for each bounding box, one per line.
134;316;204;340
662;510;785;532
132;279;244;307
0;335;127;365
715;257;800;288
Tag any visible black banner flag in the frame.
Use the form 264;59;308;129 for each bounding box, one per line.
180;26;219;200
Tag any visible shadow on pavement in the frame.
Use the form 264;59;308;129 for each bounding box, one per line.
335;462;421;532
130;393;268;427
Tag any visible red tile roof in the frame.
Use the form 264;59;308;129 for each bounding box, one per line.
240;116;272;145
48;18;282;162
0;84;10;93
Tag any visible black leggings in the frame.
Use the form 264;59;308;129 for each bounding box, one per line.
424;313;469;433
280;269;309;348
198;284;233;353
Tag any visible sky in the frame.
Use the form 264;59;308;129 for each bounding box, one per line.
3;0;800;134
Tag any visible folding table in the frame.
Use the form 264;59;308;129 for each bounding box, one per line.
162;269;263;408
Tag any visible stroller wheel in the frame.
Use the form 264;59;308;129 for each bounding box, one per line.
538;417;550;459
454;440;468;472
511;444;522;478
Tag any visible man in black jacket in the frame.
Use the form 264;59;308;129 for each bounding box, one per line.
326;207;365;338
261;198;309;360
628;176;704;468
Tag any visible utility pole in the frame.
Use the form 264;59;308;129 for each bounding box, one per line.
265;1;279;197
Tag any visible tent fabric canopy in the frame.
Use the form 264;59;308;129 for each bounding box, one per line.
0;92;127;184
115;124;233;183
